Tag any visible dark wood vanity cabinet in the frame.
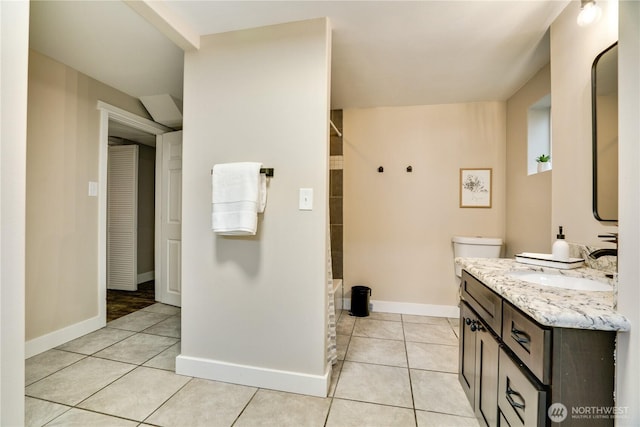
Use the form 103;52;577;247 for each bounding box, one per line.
460;272;502;427
460;301;500;427
460;270;616;427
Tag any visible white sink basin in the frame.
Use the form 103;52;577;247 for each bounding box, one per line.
507;271;613;292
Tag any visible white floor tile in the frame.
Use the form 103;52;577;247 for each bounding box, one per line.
25;357;135;406
416;410;480;427
234;389;330;427
326;398;416;427
93;333;178;365
143;315;181;338
411;369;474;417
143;342;180;371
141;303;181;316
146;378;256;427
328;361;343;397
406;341;458;372
336;334;350;360
335;361;413;408
56;327;135;355
402;314;451;326
367;312;402;321
78;366;191;421
403;323;458;345
25;397;69;427
24;305;482;427
336;314;355;335
25;349;85;386
45;408;139;426
345;336;407;367
352;319;404;340
107;310;172;332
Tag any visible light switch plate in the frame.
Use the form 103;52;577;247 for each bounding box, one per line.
299;188;313;210
88;181;98;197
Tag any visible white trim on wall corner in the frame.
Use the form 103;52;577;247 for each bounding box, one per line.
137;271;155;284
25;315;105;359
176;355;330;398
343;298;459;318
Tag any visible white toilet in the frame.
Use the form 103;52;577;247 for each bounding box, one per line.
452;236;503;278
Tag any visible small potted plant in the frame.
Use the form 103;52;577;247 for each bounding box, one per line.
536;154;551;173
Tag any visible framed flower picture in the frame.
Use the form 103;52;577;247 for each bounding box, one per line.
460;168;492;208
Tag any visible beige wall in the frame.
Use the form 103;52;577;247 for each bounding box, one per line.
26;50;150;340
505;64;552;257
550;0;618;246
344;102;506;308
179;19;331;394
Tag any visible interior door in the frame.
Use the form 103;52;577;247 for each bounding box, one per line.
107;144;139;291
156;131;182;306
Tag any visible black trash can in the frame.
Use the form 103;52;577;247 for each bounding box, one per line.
350;285;371;317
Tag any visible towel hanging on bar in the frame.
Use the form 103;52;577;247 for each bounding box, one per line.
211;162;267;235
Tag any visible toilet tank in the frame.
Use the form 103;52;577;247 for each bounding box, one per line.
452;236;503;258
452;236;503;277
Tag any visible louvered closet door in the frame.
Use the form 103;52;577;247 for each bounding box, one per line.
107;145;139;290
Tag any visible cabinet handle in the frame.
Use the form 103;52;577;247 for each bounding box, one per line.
506;384;526;410
471;320;485;332
465;317;485;332
511;326;530;345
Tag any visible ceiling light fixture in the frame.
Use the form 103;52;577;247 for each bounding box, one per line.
577;0;602;27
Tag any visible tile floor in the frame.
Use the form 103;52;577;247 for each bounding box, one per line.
25;306;479;427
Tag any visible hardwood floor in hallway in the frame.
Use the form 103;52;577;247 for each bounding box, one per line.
106;281;156;322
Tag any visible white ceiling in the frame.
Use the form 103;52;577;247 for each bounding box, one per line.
29;0;569;111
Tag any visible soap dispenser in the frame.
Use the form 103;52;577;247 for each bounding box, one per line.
552;226;570;261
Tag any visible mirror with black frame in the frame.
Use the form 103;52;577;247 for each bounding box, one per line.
592;42;618;223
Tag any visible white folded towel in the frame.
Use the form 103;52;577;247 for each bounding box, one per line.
211;162;267;235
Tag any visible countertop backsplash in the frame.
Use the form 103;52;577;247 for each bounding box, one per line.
568;242;617;273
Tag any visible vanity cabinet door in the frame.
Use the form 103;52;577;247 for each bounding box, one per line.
459;302;477;405
475;323;499;427
499;411;512;427
460;301;499;427
498;348;547;427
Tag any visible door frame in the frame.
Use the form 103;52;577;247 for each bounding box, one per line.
97;101;171;322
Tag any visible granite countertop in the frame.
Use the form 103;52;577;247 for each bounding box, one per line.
456;257;631;332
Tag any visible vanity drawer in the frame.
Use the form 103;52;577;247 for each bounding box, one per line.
498;348;547;427
502;302;551;385
461;270;502;334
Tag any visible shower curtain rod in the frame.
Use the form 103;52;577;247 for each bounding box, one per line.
329;120;342;137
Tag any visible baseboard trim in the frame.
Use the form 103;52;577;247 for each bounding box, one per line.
343;298;459;318
176;355;330;397
137;271;155;284
25;315;105;358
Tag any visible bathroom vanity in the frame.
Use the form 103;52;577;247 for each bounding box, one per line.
457;259;630;427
